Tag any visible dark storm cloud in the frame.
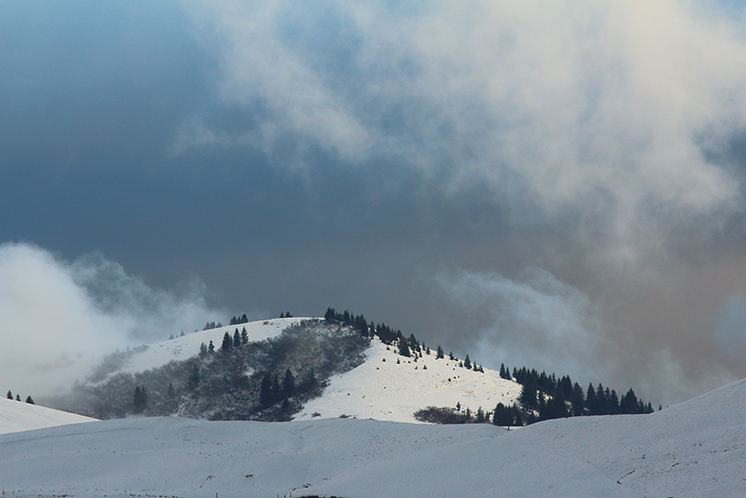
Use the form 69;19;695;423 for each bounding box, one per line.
0;1;211;172
4;1;746;404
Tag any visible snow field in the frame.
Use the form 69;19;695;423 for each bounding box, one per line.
2;377;745;498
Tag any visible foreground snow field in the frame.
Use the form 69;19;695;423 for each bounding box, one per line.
2;378;745;498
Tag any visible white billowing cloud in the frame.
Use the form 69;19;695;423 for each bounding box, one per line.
181;0;746;255
0;243;221;397
438;267;609;377
181;0;375;164
438;267;735;404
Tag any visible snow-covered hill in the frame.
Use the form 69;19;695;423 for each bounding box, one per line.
2;377;745;498
0;397;96;435
296;337;522;422
77;317;521;423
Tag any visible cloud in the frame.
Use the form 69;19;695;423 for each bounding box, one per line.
181;0;746;257
715;296;746;358
0;243;222;397
438;267;735;404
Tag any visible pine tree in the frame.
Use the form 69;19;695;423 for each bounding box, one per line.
221;332;232;353
476;407;485;423
620;388;639;414
463;355;471;369
6;390;12;400
15;394;20;401
188;364;200;390
208;340;215;354
571;382;585;416
282;369;295;398
233;329;241;348
586;383;599;415
272;375;281;403
519;381;538;409
241;327;248;344
25;395;34;404
436;346;444;359
133;386;147;413
398;337;411;357
199;342;208;357
259;373;273;407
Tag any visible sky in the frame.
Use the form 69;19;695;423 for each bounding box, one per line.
3;0;746;405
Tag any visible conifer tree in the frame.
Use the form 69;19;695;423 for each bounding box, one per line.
271;374;282;403
476;407;485;423
282;369;295;398
398;337;411;357
25;395;34;404
133;386;147;413
221;332;232;353
463;355;471;370
259;373;273;407
519;381;538;409
571;382;585;416
233;329;241;348
6;390;12;400
188;364;200;390
208;340;215;354
586;383;599;415
15;394;20;401
241;327;248;344
436;346;444;359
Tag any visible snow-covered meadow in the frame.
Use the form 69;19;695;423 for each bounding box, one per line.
2;378;745;497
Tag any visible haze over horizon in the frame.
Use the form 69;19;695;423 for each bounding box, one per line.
4;1;746;406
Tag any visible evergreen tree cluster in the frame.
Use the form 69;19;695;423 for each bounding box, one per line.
509;365;654;423
324;308;370;336
5;390;34;404
325;307;439;364
229;313;249;325
133;385;148;413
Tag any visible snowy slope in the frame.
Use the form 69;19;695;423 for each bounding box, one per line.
0;397;96;435
118;317;314;375
296;336;522;422
2;377;745;497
